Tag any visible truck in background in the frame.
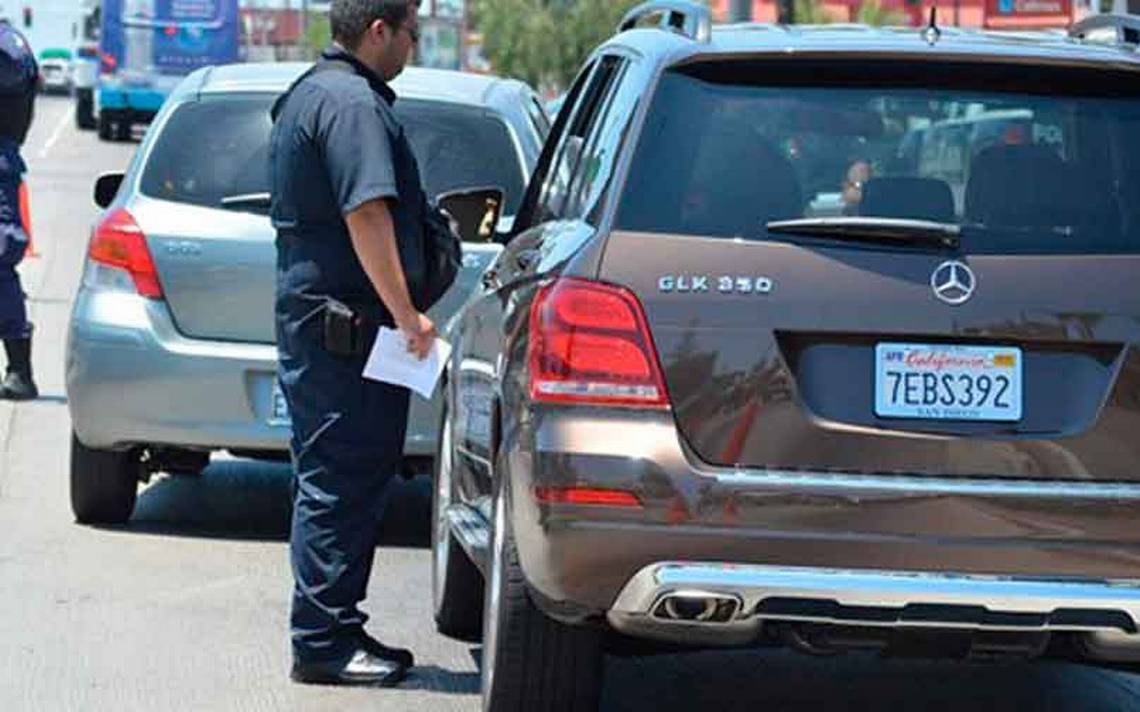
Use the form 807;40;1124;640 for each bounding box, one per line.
95;0;238;141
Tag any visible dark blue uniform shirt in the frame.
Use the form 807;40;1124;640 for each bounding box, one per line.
0;20;36;145
270;47;428;320
0;20;36;340
0;20;34;240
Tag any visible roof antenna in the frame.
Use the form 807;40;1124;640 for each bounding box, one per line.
922;6;942;46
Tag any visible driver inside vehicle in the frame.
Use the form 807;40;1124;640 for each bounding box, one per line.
841;158;873;215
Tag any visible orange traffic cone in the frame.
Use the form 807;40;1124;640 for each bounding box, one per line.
18;181;38;258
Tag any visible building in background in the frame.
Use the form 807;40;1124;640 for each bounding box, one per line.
417;0;463;69
239;5;302;61
707;0;1085;28
3;0;86;55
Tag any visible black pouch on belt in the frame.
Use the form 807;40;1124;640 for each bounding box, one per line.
322;299;380;356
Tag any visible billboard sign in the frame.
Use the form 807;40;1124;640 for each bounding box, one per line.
984;0;1073;28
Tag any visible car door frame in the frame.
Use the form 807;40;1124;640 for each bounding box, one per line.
449;50;641;510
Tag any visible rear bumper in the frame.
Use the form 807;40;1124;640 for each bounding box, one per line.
96;87;166;113
607;562;1140;649
503;408;1140;637
66;288;436;456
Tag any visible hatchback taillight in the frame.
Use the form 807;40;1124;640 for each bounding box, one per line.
528;278;669;408
89;208;163;299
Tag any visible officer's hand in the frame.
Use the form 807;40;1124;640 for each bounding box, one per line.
399;312;437;360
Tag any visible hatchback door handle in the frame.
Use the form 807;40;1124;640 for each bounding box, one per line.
516;248;540;271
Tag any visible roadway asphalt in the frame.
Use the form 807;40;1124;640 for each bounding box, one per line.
1;95;1139;711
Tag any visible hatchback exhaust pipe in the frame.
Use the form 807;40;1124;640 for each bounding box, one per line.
653;591;741;623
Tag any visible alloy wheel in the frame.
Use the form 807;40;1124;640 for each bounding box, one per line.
481;489;507;707
432;413;455;614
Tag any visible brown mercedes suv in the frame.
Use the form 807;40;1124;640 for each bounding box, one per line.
432;5;1140;710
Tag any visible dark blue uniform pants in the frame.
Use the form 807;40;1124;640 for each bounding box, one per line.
280;323;410;664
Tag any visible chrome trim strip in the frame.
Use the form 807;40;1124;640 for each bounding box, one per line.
714;469;1140;499
609;562;1140;638
446;504;490;570
456;443;493;471
458;357;496;379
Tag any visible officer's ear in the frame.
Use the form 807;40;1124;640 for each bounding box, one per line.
368;18;394;47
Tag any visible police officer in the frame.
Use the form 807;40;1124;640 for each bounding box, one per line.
0;13;38;401
269;0;432;687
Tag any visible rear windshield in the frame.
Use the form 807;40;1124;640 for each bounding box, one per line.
140;95;526;214
140;96;273;211
616;62;1140;254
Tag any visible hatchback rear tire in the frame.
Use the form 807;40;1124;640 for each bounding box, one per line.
432;402;484;641
70;432;139;524
481;489;604;712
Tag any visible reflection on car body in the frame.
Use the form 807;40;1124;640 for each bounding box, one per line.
65;62;547;525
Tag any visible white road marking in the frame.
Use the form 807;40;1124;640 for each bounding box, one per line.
37;105;75;160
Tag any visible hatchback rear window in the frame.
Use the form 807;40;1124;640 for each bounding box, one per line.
616;61;1140;254
141;95;526;215
140;95;274;210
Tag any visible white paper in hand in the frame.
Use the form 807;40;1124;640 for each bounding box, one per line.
362;327;451;399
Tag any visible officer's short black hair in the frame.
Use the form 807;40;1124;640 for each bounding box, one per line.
330;0;416;50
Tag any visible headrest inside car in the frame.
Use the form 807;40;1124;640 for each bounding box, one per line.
860;177;955;223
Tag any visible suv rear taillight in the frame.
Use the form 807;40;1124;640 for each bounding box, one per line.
89;208;163;298
528;278;669;408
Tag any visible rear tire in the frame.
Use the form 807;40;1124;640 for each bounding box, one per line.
97;112;114;141
75;91;96;130
114;119;131;142
481;489;603;712
70;432;139;525
432;401;484;641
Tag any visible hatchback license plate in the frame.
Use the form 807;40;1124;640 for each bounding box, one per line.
269;381;291;426
874;343;1022;422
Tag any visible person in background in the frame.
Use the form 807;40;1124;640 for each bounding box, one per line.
0;13;39;400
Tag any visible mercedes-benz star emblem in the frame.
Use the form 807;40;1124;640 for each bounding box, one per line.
930;260;976;306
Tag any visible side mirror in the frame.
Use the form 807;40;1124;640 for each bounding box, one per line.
436;186;504;244
93;172;124;209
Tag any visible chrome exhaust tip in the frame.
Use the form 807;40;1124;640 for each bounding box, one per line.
653;591;741;623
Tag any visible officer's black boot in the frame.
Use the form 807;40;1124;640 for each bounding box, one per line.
1;336;37;400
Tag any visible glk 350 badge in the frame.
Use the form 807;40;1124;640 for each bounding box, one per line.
657;274;774;295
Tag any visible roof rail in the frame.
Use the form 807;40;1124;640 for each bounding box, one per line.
1069;13;1140;46
617;1;712;43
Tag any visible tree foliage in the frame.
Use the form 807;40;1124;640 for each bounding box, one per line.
475;0;640;90
793;0;834;24
303;13;332;59
855;0;906;26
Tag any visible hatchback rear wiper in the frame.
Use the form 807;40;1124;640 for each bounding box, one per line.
765;217;960;250
220;192;271;211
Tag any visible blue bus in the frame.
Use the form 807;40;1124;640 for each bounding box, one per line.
96;0;238;141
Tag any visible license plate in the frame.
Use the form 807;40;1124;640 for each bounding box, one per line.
268;381;291;426
874;343;1022;422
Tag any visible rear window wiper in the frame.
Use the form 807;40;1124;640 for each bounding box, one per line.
220;192;271;212
765;217;960;250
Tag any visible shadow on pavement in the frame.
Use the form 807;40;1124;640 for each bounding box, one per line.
122;457;432;546
399;664;480;695
600;648;1137;711
30;394;67;405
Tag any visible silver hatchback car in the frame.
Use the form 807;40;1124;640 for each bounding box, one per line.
66;62;547;523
